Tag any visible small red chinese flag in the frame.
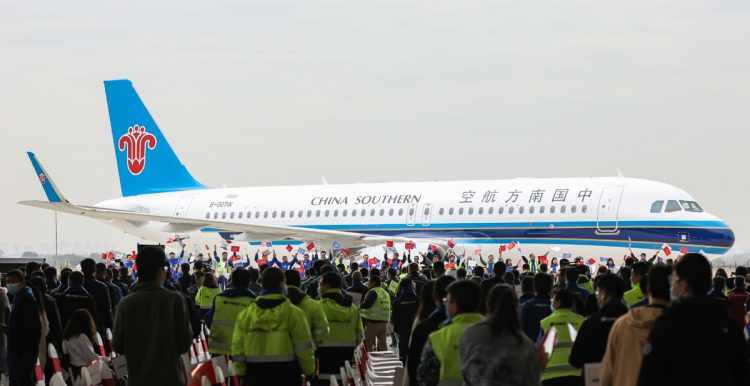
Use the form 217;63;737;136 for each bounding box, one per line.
231;245;240;253
286;244;293;253
499;245;507;252
386;240;394;248
539;255;548;265
661;243;672;256
587;257;597;265
679;246;688;254
306;241;315;251
405;241;416;250
447;240;456;249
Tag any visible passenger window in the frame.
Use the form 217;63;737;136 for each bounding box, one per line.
205;212;210;219
306;210;312;217
519;206;524;214
272;211;277;218
560;205;566;214
222;212;227;219
458;208;464;215
238;212;243;219
439;208;445;215
255;211;260;218
581;205;587;213
289;211;294;218
315;210;321;217
399;208;404;216
360;209;366;216
230;212;235;219
508;207;514;215
370;209;376;216
550;206;556;214
388;208;394;216
539;206;545;214
488;207;494;215
379;209;385;216
409;208;415;216
478;207;483;215
498;207;504;215
280;211;285;218
351;209;356;217
324;210;330;217
665;200;682;213
333;210;338;217
424;207;430;215
650;200;664;213
529;206;535;214
468;207;474;215
449;208;454;215
571;205;577;214
342;209;348;217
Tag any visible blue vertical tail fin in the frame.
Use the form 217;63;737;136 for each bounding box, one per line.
104;79;205;196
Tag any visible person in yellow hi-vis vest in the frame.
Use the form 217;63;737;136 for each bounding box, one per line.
231;267;316;386
206;269;256;358
417;280;483;386
195;272;221;319
284;269;330;346
540;288;584;386
360;268;392;351
316;271;364;384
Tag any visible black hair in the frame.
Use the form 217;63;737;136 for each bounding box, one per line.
493;261;507;276
647;264;671;301
735;276;746;291
95;263;108;274
321;272;343;289
285;270;302;287
472;266;484;278
595;273;626;300
180;263;191;274
446;280;481;314
565;267;579;282
248;267;260;282
63;309;97;343
674;253;712;295
521;276;535;294
68;271;84;287
135;248;167;282
712;276;726;292
230;269;251;289
486;284;522;339
533;273;553;296
433;275;456;304
261;267;285;290
7;269;25;282
632;262;650;278
44;266;58;283
203;273;218;288
25;262;42;275
553;288;574;309
80;259;96;277
456;268;467;280
416;281;436;321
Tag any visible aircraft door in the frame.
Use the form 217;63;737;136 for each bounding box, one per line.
421;203;433;226
174;195;196;217
597;186;624;232
406;202;418;226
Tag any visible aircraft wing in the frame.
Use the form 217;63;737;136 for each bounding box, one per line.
18;200;438;248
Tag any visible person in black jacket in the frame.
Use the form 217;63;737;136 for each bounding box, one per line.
569;273;628;377
406;275;455;386
6;270;42;386
80;258;113;336
638;253;749;386
479;261;507;314
57;271;98;333
521;272;553;342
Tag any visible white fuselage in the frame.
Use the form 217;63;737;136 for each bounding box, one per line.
95;176;734;261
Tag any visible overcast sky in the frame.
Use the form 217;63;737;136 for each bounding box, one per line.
1;0;748;255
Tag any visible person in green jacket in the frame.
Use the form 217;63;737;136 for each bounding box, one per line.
316;271;364;384
418;280;484;386
285;270;330;346
195;272;221;319
624;262;649;307
231;267;315;386
540;288;585;385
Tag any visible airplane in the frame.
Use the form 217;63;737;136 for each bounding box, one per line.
20;79;735;262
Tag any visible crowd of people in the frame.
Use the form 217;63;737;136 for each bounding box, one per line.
1;246;749;386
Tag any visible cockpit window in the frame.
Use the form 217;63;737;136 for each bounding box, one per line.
665;200;682;213
650;200;664;213
680;200;704;212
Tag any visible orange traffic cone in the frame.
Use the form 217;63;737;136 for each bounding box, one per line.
47;344;67;386
194;338;207;363
200;330;210;355
33;358;45;386
190;360;225;386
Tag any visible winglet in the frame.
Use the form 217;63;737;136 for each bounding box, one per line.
26;152;69;203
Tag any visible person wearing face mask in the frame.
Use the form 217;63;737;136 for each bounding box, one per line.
637;253;749;386
568;274;628;380
231;267;315;386
113;246;193;386
6;270;42;386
